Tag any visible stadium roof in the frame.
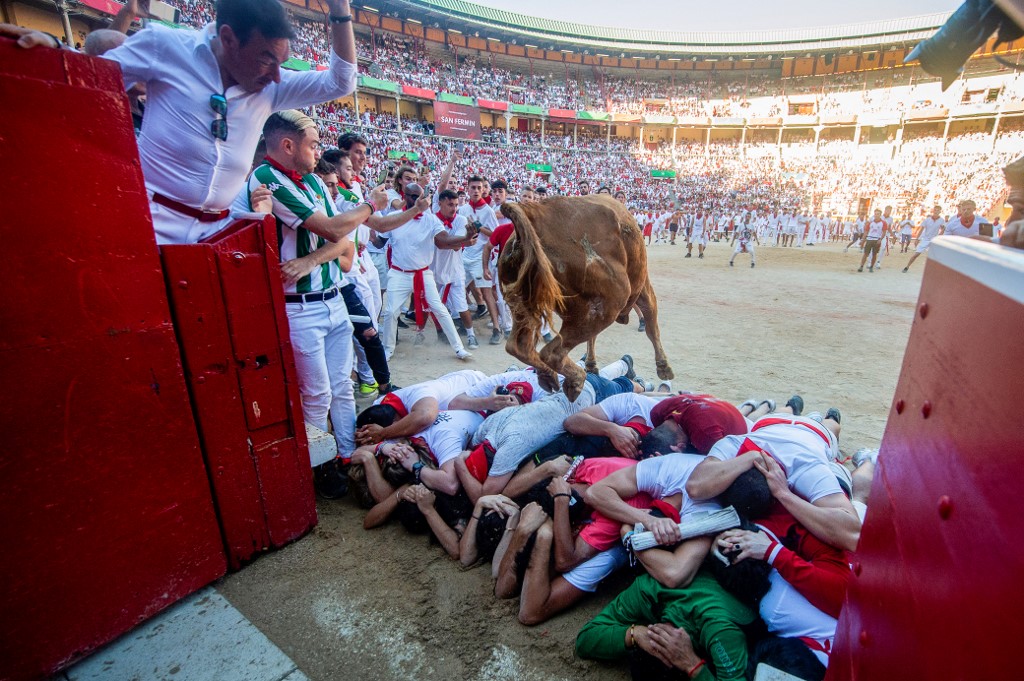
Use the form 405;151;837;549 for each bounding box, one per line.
382;0;952;55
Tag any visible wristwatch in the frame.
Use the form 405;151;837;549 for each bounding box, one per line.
412;461;424;482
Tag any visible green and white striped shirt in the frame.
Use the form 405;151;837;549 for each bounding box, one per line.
249;161;345;295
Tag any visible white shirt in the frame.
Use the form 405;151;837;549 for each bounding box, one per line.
865;219;886;240
104;23;357;245
432;213;468;284
376;370;488;411
945;215;985;237
388;213;445;271
415;410;484;467
458;202;498;264
920;216;944;242
458;370;556;403
634;453;721;518
598;393;658;427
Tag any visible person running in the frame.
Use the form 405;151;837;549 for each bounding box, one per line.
858;209;888;273
902;205;945;273
729;214;760;268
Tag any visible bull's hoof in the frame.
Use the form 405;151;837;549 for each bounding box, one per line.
562;368;586;403
537;370;561;395
656;360;675;381
584;361;599;374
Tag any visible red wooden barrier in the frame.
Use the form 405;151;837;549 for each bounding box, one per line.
828;238;1024;680
162;219;317;570
0;39;226;680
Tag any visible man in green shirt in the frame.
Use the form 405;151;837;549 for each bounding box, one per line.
576;570;756;680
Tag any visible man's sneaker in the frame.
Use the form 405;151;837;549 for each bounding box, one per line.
378;382;399;394
396;316;409;329
853;447;879;468
634;375;655;392
473;304;489;319
857;267;863;273
489;328;503;345
902;267;909;273
359;381;379;396
455;348;473;360
621;354;636;380
505;364;521;372
404;310;416;321
685;252;692;258
657;380;672;393
436;329;446;344
729;261;734;267
313;457;348;499
751;262;755;268
785;394;804;416
638;318;646;332
806;411;824;424
414;330;425;346
698;253;704;259
825;407;842;424
467;334;479;349
868;266;874;272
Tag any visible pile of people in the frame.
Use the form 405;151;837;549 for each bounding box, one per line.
343;363;877;681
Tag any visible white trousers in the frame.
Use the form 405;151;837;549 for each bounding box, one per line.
489;257;513;333
286;294;356;464
382;268;464;357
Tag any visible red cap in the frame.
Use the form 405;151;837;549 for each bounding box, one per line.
465;441;491;482
505;381;533;404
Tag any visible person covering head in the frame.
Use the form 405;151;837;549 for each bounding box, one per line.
503;381;533;405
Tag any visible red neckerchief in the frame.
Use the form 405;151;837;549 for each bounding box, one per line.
436;211;455;228
339;177;353;190
469;198;487;210
352;175;364;184
263;156;306;189
484;195;492;204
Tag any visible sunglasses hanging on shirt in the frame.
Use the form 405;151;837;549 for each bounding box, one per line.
209;93;227;141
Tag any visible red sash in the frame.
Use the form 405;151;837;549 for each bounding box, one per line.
387;246;429;329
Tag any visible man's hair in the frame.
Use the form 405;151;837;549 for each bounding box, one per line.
490;179;508;191
474;512;507;562
82;29;126;56
438;189;458;201
959;199;977;209
262;110;316;148
337;131;368;151
536;186;548;194
457;190;467;196
704;520;773;607
216;0;294;45
356;404;399;429
639;422;684;459
521;478;588;525
321;148;348;167
393;165;416;192
467;175;485;185
721;468;773;519
314;159;337;177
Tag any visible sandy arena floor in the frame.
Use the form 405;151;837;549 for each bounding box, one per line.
217;238;922;680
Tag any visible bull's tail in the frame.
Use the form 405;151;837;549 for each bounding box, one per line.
500;202;563;328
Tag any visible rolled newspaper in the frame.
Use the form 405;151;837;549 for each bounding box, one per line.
629;506;741;551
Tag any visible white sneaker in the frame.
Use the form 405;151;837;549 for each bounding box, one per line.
853;448;880;467
466;334;479;349
414;330;425;346
657;381;672;393
455;348;473;360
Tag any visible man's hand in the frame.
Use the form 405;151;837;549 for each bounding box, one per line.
645;515;681;546
350;446;374;466
633;626;674;668
367;184;388;211
409;484;435;512
486;392;519;412
0;24;60;49
546;476;571;497
389;443;419;472
415;194;431;213
647;624;702;671
540;455;573;479
753;452;790;499
609;424;641;459
280;255;318;285
355;423;385;445
716;528;771;562
482;266;492;281
479;494;518;517
124;0;153;18
250;184;272;213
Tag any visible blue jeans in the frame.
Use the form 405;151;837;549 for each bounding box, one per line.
586;373;634;403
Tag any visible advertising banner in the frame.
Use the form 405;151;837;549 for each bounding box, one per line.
433;101;482;140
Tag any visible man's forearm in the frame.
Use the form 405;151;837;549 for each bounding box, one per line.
686;456;755;501
586;485;651;526
564;412;615;438
778;491;861;552
328;0;357;64
367;206;419;232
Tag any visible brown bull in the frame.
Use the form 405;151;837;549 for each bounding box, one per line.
498;194;673;401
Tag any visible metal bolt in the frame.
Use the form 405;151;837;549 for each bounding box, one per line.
859;630;870;646
921;401;932;418
938;495;953;520
177;279;189;289
231;252;245;263
895;399;905;414
196;376;206;384
919;302;929;318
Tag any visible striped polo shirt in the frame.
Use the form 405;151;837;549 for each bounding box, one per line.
250;162;344;295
